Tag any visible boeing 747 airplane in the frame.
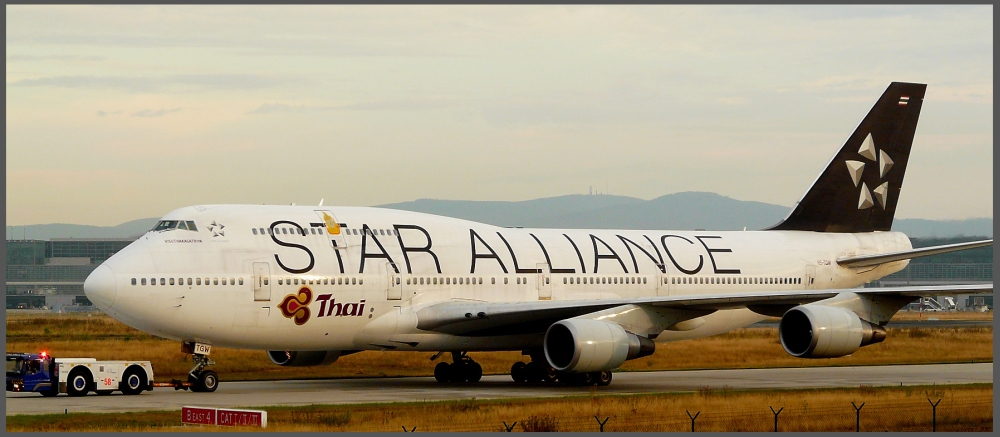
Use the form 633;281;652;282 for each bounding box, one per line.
84;82;991;393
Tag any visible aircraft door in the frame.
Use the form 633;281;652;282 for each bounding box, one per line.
657;272;670;296
253;262;271;301
804;265;816;290
537;263;552;300
387;262;402;300
314;210;350;253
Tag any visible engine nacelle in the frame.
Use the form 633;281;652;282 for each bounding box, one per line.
543;319;655;373
267;350;344;367
779;305;887;358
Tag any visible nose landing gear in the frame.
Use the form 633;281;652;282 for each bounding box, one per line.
432;352;483;383
187;352;218;392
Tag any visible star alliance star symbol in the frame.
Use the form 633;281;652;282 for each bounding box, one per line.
845;133;893;210
207;221;225;237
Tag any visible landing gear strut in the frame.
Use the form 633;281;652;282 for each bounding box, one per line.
433;352;483;383
187;351;219;393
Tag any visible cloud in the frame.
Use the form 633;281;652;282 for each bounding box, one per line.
7;54;105;62
10;74;288;93
96;110;123;117
131;107;182;117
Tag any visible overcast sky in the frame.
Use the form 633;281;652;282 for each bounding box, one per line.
6;5;993;226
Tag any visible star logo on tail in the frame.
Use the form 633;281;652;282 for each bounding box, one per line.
844;133;893;210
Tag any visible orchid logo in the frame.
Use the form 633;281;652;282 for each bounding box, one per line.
278;287;313;325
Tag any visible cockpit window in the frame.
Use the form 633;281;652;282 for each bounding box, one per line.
153;220;179;231
153;220;199;232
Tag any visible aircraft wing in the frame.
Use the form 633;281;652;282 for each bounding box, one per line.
837;239;992;268
414;284;992;336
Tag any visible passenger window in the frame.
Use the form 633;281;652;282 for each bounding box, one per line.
131;278;137;285
187;278;192;285
264;278;268;285
352;278;357;285
239;278;244;285
281;228;287;234
160;278;166;285
213;278;219;285
141;278;147;285
222;278;228;285
252;229;258;235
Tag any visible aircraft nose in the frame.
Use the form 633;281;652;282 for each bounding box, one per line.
84;265;118;311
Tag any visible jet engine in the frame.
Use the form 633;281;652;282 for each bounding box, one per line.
779;305;887;358
543;319;655;373
267;350;346;367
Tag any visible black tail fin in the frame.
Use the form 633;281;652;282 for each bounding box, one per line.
768;82;927;233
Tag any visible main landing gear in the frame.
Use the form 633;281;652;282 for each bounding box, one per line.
187;351;219;393
433;352;483;383
510;351;612;386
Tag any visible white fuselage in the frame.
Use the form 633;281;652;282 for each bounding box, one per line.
88;204;910;352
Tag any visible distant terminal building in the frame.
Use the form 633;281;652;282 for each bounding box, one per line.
6;238;135;310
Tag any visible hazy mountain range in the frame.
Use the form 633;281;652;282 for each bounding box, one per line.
6;192;992;240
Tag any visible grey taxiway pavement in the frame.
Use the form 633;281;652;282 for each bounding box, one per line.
6;363;991;416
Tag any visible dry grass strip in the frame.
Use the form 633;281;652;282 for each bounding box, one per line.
5;384;992;432
6;313;993;381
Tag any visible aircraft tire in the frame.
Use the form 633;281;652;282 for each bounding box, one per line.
510;362;527;382
197;370;219;393
524;362;542;383
542;365;558;383
466;362;483;383
188;373;204;392
434;362;451;383
596;371;612;386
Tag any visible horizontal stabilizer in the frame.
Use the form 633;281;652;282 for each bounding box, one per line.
837;239;993;268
